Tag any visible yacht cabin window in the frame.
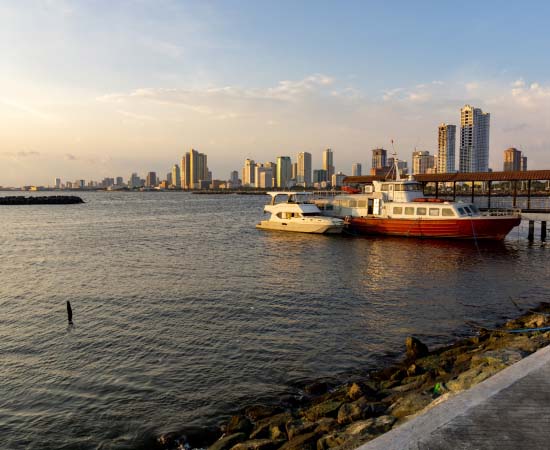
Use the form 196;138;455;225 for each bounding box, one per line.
416;207;427;216
405;207;414;215
429;208;440;216
442;208;455;217
458;207;466;216
393;206;403;214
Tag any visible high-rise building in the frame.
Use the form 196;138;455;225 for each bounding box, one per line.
438;123;456;173
332;172;346;187
313;169;328;183
180;153;190;189
459;105;490;172
276;156;292;188
412;151;435;175
190;149;208;188
171;164;181;188
371;148;387;171
503;148;527;172
146;172;157;187
297;152;312;186
255;165;274;188
322;148;334;180
229;170;240;187
242;158;256;187
351;163;362;177
54;178;61;189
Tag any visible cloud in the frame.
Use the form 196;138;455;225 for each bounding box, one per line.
64;153;77;160
0;150;41;160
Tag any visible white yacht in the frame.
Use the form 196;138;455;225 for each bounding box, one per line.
256;192;344;234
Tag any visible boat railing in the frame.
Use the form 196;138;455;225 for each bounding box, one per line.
481;208;522;217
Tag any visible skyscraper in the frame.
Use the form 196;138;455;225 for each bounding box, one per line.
276;156;292;188
438;123;456;173
171;164;181;188
297;152;312;186
412;151;435;175
322;148;334;180
371;148;387;170
503;148;524;172
181;153;190;189
146;172;157;187
351;163;362;176
242;158;256;187
189;149;208;188
54;178;61;189
459;105;490;172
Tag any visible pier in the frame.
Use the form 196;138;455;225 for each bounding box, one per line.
345;169;550;242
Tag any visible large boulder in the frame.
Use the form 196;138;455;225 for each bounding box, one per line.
249;412;292;440
244;405;283;422
389;392;432;419
337;397;387;425
224;415;253;435
229;438;284;450
446;361;506;392
345;415;396;436
316;432;347;450
278;431;320;450
285;418;317;440
406;336;429;361
208;433;247;450
302;400;343;422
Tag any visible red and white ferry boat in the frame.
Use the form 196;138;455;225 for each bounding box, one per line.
314;171;521;240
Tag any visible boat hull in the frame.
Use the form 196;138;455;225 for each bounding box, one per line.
256;221;343;234
345;216;521;240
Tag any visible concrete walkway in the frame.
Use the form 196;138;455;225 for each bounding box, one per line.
358;343;550;450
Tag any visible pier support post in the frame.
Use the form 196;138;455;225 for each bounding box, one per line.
435;182;439;199
453;182;456;201
542;222;547;242
488;181;492;209
527;180;532;209
528;220;535;242
513;181;518;208
471;181;475;204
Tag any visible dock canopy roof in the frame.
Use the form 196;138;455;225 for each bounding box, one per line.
344;170;550;184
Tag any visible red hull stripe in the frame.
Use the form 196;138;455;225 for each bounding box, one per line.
347;217;521;240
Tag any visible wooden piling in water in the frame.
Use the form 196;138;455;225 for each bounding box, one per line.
528;220;535;242
542;221;547;242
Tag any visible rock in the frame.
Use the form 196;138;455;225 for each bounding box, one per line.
406;336;429;360
249;412;292;440
286;419;317;440
345;415;397;436
316;432;347;450
389;392;432;419
302;400;343;422
224;415;253;435
337;397;387;425
470;350;523;367
347;383;363;401
208;433;247;450
244;405;283;422
314;417;337;434
446;361;506;392
278;431;320;450
304;381;330;396
230;438;284;450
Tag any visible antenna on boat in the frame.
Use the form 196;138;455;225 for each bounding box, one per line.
385;140;401;182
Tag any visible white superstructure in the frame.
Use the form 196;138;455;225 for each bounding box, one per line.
256;192;344;234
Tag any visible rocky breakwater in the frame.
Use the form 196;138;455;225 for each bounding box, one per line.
0;195;84;205
157;303;550;450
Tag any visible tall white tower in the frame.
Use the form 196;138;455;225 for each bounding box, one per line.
438;123;456;173
459;105;490;172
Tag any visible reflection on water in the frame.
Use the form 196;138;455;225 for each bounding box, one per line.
0;192;547;450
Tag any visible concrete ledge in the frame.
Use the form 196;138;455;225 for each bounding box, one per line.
357;343;550;450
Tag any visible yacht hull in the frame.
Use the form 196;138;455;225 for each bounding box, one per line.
256;221;343;234
346;216;521;240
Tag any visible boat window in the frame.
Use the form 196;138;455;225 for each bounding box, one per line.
393;206;403;214
349;200;357;207
276;212;283;218
325;204;333;211
429;208;440;216
381;184;389;191
470;204;480;213
458;207;466;216
463;206;472;215
405;183;423;191
416;207;427;216
442;208;455;217
405;207;414;215
357;200;367;208
301;212;318;216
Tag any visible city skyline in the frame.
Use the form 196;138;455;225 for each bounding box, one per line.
1;1;550;186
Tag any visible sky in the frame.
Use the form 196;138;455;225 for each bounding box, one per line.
1;0;550;186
